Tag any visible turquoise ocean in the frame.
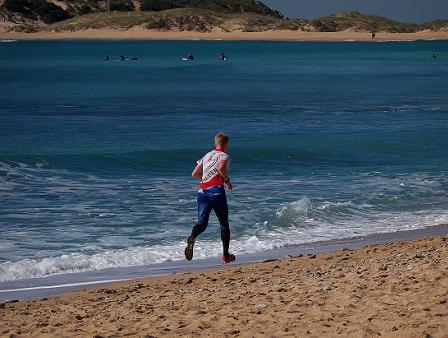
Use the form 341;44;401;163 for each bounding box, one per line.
1;40;447;284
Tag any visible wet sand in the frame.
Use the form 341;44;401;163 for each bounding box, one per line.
1;29;448;41
1;234;447;337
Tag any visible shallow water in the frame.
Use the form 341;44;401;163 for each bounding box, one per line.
1;40;447;282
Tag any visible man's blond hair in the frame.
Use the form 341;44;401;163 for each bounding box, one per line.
215;132;229;147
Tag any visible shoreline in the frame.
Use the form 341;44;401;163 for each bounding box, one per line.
1;29;448;41
1;230;447;337
1;223;447;303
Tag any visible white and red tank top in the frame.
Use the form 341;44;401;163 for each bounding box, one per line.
197;148;231;189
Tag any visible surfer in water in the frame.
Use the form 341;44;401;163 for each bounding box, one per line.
220;52;227;60
185;132;235;264
187;53;194;61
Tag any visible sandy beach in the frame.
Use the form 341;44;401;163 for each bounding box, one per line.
1;234;447;337
1;28;448;41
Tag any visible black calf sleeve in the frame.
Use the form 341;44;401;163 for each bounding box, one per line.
191;223;207;238
221;225;230;257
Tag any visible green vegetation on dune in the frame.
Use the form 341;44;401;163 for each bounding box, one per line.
49;9;217;31
311;12;418;33
276;18;310;31
46;8;279;32
139;0;281;17
110;0;135;12
4;0;71;23
420;19;448;31
1;0;283;27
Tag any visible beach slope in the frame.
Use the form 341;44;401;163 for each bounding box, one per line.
1;235;447;337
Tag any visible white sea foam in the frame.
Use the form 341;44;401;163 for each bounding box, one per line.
275;197;312;221
0;237;273;282
2;162;447;283
317;201;355;210
2;208;447;283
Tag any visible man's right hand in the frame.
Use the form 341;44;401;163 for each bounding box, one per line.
226;180;233;190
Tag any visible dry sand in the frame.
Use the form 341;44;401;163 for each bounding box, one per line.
1;28;448;41
1;235;447;337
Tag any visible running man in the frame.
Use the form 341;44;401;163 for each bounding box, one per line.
185;132;235;264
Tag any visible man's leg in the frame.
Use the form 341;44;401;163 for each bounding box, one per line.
191;192;212;238
185;192;212;261
212;193;231;258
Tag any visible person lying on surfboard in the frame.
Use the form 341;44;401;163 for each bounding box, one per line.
185;132;236;264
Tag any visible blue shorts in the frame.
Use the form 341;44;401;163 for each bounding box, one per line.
197;185;229;229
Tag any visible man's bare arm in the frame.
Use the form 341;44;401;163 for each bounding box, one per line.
192;164;203;180
218;160;232;190
217;160;229;180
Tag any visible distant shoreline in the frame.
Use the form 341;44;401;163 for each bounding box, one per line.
2;29;448;41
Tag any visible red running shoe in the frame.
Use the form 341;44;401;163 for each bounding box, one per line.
222;253;236;264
